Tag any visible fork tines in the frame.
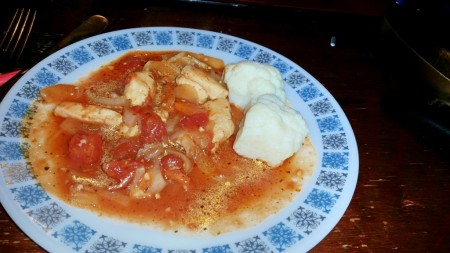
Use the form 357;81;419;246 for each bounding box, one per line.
0;8;37;71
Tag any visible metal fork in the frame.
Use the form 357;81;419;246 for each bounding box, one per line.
0;8;37;73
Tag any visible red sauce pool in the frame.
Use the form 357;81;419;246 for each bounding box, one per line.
26;51;315;235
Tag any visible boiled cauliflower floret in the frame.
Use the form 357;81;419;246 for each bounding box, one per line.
224;61;286;109
233;94;308;167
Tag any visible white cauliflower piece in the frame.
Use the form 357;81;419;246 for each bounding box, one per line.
224;61;286;109
233;94;308;167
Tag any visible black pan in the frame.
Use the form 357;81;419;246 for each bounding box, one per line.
380;0;450;103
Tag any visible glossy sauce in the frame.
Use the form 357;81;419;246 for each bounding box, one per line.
25;51;316;235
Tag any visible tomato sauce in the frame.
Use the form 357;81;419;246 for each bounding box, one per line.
25;51;316;235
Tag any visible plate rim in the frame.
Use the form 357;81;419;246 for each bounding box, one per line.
0;26;359;253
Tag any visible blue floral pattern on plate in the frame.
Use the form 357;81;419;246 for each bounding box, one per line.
11;184;51;209
86;235;127;253
131;31;153;46
0;27;358;253
217;37;237;53
196;33;215;49
236;236;271;253
29;202;71;231
153;31;173;45
176;31;195;46
263;222;303;252
52;220;97;251
88;39;115;57
2;162;33;184
67;46;95;65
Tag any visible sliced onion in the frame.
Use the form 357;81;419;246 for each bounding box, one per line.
169;129;187;142
122;107;139;127
137;143;164;161
59;118;83;135
146;167;167;195
97;189;131;207
86;89;129;107
71;174;111;188
165;114;181;133
166;148;193;174
128;167;146;189
107;171;135;190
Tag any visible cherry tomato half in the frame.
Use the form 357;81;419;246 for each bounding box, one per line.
102;159;144;180
138;109;168;144
160;154;184;170
178;112;209;130
68;131;103;164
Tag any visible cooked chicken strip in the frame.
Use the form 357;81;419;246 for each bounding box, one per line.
54;102;123;127
204;98;235;151
176;65;228;104
124;72;156;106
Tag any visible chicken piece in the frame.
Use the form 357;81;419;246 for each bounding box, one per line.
204;98;235;152
168;52;210;70
123;72;156;106
174;81;209;104
168;51;225;72
55;102;139;137
175;135;197;157
118;124;140;138
153;107;169;122
143;60;181;76
188;52;225;71
54;102;123;127
176;65;228;104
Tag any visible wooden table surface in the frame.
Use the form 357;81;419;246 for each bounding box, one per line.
1;0;449;252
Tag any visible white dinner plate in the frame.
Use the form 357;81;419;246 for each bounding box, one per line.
0;27;358;253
